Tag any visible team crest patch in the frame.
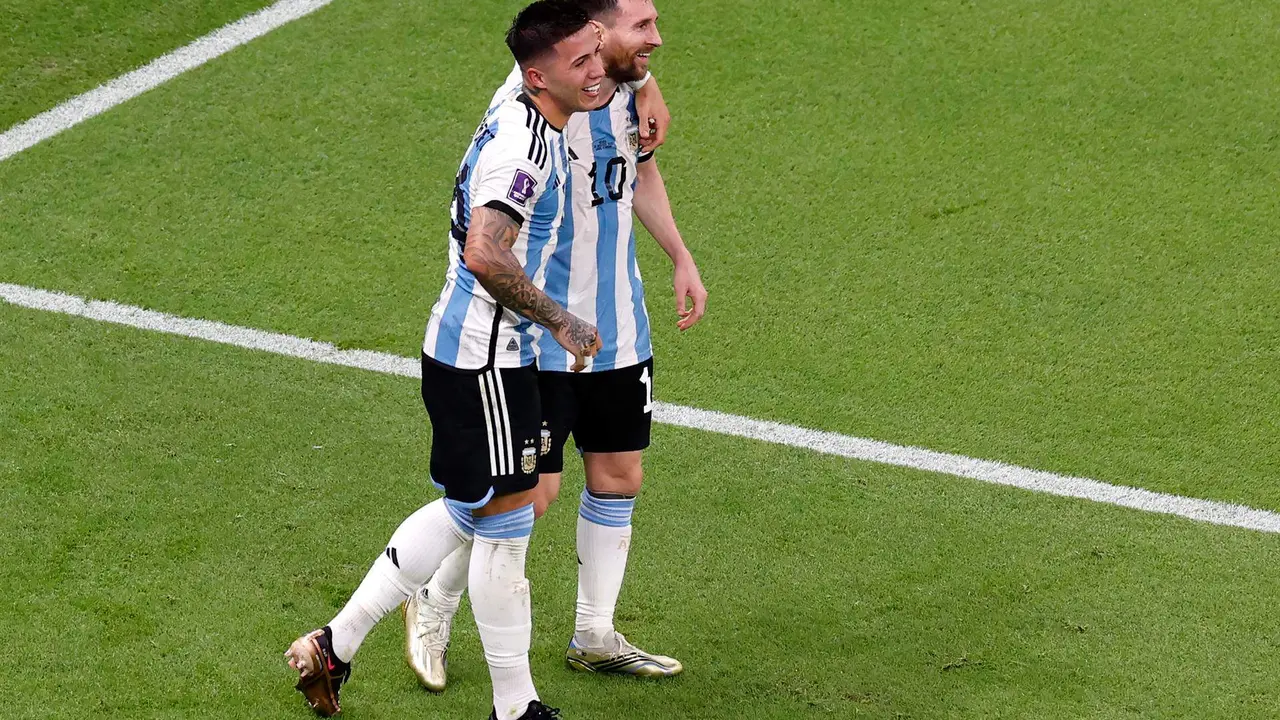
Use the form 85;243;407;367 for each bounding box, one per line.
540;427;552;456
521;446;538;474
507;170;538;206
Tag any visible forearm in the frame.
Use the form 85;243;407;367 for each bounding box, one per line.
477;254;568;330
633;160;692;266
465;208;569;331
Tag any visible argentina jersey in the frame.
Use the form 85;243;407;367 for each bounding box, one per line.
422;84;568;371
495;67;654;373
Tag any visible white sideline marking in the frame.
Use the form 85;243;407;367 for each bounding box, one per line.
3;281;1279;535
0;0;335;163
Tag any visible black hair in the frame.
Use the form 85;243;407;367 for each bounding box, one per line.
573;0;620;21
506;0;594;66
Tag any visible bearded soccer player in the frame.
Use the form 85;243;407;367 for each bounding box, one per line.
405;0;708;692
284;3;606;719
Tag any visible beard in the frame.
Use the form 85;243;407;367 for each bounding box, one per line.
605;47;648;83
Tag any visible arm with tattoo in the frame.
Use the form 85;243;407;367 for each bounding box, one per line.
463;206;600;363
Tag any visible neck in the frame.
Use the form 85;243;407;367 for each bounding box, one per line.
594;77;620;107
523;86;569;130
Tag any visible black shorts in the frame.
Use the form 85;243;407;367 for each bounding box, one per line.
537;357;654;474
420;354;541;506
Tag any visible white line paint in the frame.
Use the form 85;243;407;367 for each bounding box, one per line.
4;281;1279;535
0;0;335;163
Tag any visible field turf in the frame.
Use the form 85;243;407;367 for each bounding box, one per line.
2;0;1278;717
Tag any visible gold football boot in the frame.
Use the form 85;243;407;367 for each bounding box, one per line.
403;588;451;692
565;631;683;677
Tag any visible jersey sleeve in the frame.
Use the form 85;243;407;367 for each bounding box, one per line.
469;128;550;227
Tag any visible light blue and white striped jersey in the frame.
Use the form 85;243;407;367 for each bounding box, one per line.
496;67;655;374
422;83;568;371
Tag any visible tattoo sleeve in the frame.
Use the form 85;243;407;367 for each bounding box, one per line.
465;206;595;346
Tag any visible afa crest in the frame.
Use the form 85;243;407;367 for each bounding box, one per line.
522;446;538;475
540;427;553;456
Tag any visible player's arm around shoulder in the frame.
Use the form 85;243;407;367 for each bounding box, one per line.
632;73;670;152
633;157;707;331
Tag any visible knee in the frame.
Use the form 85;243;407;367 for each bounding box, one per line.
586;462;643;497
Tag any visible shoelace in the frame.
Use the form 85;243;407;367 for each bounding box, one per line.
415;616;450;652
610;631;647;657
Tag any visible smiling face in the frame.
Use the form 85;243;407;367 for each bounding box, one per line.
599;0;662;83
526;24;607;114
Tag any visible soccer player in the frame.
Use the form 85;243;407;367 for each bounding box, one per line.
405;0;708;692
285;3;606;719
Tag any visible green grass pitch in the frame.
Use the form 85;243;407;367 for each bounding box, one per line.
2;0;1279;717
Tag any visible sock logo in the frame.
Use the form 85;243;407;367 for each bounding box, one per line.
384;546;400;568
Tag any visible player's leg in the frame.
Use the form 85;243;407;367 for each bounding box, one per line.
404;367;576;692
464;363;557;720
285;497;475;716
575;449;643;645
404;474;562;691
565;358;682;677
404;538;469;691
285;355;494;716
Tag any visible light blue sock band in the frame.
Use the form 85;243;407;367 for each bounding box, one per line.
578;489;636;528
443;498;476;537
473;503;536;540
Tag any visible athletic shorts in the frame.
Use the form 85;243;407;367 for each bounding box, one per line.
537;357;654;474
420;354;542;506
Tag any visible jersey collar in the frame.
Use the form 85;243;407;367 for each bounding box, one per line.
516;93;565;133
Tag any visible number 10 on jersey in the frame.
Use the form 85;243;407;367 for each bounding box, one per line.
588;157;627;207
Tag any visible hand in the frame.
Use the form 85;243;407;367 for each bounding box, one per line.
552;314;602;372
673;259;707;331
634;78;670;153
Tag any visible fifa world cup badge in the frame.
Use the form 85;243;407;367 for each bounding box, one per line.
522;446;538;474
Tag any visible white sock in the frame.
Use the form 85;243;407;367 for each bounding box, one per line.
574;489;636;647
424;540;472;616
328;498;473;662
470;505;538;720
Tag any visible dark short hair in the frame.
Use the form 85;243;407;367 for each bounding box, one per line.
506;0;593;66
573;0;620;21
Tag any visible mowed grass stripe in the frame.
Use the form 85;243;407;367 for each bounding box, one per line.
5;280;1277;535
0;0;276;129
5;292;1280;720
0;0;336;162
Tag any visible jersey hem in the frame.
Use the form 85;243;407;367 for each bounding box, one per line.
422;349;538;375
536;350;654;375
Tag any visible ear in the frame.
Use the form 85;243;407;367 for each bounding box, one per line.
588;19;606;41
525;66;550;92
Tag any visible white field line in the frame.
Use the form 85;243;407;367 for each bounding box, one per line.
4;282;1279;535
0;0;335;163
